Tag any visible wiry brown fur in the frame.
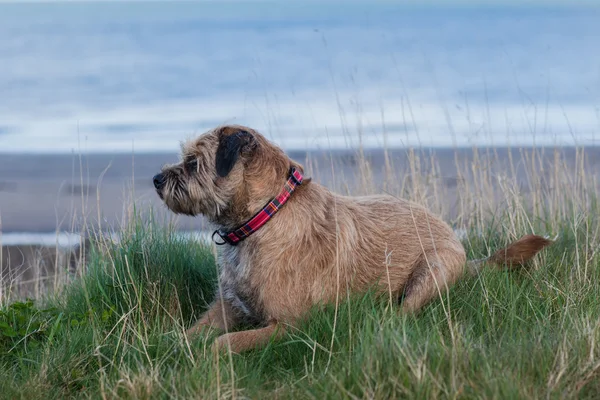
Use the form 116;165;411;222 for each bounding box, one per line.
154;124;554;354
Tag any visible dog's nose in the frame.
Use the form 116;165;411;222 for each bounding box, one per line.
153;173;166;190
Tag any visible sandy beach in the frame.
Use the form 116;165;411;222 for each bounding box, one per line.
2;146;599;234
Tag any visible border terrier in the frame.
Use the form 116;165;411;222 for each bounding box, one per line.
153;124;553;353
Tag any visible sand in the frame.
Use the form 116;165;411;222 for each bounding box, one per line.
2;146;598;233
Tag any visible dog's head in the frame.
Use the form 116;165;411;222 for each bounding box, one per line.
153;125;307;227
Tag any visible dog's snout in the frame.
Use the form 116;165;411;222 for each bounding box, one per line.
153;173;166;190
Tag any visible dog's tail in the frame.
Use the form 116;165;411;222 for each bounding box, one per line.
466;234;555;276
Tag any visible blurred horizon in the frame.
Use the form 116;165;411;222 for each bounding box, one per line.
0;0;599;154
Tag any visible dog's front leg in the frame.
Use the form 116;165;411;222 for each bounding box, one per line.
186;297;237;337
213;321;285;354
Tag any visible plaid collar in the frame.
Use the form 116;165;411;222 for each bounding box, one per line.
212;168;304;246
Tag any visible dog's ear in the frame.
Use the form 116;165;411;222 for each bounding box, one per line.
215;130;255;177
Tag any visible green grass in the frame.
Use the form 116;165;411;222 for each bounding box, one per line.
0;209;598;400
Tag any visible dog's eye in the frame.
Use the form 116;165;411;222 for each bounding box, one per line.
185;159;198;173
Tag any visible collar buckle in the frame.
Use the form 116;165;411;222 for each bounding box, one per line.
212;230;237;246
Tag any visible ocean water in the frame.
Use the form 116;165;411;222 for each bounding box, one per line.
0;1;599;153
0;230;210;248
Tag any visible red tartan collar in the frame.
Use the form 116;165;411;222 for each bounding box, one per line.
212;168;304;246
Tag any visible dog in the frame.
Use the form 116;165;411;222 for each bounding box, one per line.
153;124;553;353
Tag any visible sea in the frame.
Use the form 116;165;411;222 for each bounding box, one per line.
0;0;599;154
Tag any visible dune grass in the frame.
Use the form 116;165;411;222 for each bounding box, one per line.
1;145;599;399
0;213;598;399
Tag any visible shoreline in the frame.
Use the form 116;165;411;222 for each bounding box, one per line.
1;145;599;233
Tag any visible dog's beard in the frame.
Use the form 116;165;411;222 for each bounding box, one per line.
161;176;198;216
157;166;233;222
